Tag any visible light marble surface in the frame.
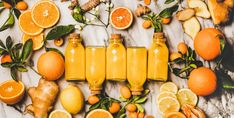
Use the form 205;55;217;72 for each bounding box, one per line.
0;0;234;118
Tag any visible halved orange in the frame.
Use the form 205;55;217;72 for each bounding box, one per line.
86;109;113;118
49;110;72;118
19;11;44;36
110;7;133;30
31;1;60;28
163;111;186;118
0;80;25;105
22;33;44;50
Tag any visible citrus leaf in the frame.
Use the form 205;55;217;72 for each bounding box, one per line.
21;39;33;62
119;114;126;118
135;104;144;112
0;2;3;7
135;97;147;104
216;70;234;89
45;47;64;59
6;36;13;50
0;48;4;55
0;8;5;14
0;39;6;49
10;67;18;81
165;0;175;4
159;4;178;18
13;8;21;19
46;25;75;40
17;66;28;72
1;62;15;68
217;34;226;53
142;89;150;96
0;11;15;32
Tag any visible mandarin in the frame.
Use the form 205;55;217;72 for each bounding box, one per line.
177;42;188;54
1;54;12;64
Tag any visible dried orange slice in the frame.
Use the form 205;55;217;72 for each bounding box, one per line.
86;109;113;118
0;80;25;105
110;7;133;30
19;11;44;36
31;1;60;28
22;33;44;50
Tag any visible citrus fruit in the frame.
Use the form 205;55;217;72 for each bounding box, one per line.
19;11;44;36
138;112;145;118
157;91;177;102
170;52;182;61
120;86;132;99
22;33;44;50
86;109;113;118
161;18;171;24
37;51;65;81
126;103;137;112
0;80;25;105
163;111;186;118
110;7;133;30
160;82;178;94
1;54;12;64
177;88;198;106
16;1;28;10
177;42;188;54
54;38;64;47
88;95;100;105
49;110;71;118
157;97;180;114
194;28;223;60
109;102;121;114
188;67;217;96
32;1;60;28
3;2;12;9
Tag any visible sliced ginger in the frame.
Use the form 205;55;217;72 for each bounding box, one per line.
188;0;211;19
176;8;195;21
183;17;201;39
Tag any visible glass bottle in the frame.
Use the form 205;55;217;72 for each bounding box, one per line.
65;33;85;80
127;47;147;95
106;34;126;81
148;32;169;81
86;46;106;94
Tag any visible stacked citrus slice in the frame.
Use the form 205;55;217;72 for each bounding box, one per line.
19;0;60;50
157;82;198;115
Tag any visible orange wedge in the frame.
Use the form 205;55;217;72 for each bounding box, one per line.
0;80;25;105
110;7;133;30
19;11;44;36
86;109;113;118
22;33;44;50
31;1;60;28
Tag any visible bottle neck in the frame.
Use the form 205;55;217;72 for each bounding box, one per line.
153;32;165;43
110;38;122;43
69;38;82;44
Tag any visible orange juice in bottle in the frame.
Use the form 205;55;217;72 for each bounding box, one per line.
65;33;85;80
148;32;169;81
86;46;106;94
106;34;126;81
127;47;147;95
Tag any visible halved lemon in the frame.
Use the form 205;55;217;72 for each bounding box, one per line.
0;80;25;105
22;33;44;50
49;109;72;118
160;82;178;94
177;88;198;107
157;91;177;102
157;97;180;114
86;109;113;118
163;111;186;118
32;0;60;28
19;10;44;36
110;7;133;30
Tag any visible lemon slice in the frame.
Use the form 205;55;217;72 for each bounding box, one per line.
160;82;178;94
157;91;177;102
49;110;71;118
157;97;180;114
177;88;198;107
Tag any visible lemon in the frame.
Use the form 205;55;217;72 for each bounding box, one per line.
160;82;178;94
177;88;198;106
49;110;71;118
157;91;177;102
157;97;180;114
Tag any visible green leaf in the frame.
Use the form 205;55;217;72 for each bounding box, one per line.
0;39;6;49
10;67;18;81
135;97;147;104
135;104;144;112
21;39;33;62
13;8;21;19
16;66;28;72
89;102;101;110
72;6;85;23
1;62;15;68
0;11;15;32
142;89;150;96
46;25;75;40
189;64;197;68
45;47;64;59
0;2;3;7
216;70;234;89
217;34;226;53
0;8;5;14
165;0;175;4
159;5;179;18
119;113;126;118
6;36;13;50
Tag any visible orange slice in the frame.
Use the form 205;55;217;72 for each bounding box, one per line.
163;111;186;118
110;7;133;30
22;33;44;50
31;1;60;28
49;110;72;118
86;109;113;118
19;11;44;36
0;80;25;105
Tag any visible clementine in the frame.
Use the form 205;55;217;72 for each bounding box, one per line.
37;51;64;81
1;54;12;64
177;42;188;54
194;28;223;60
188;67;217;96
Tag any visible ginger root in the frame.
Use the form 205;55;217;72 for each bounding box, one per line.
81;0;100;12
26;78;59;118
208;0;234;24
135;4;151;17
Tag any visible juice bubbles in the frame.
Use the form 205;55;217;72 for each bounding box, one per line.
106;34;126;81
127;47;147;95
65;33;85;80
86;46;106;94
148;32;169;81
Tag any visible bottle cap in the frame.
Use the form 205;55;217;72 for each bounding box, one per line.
111;34;121;39
153;32;164;39
69;32;80;39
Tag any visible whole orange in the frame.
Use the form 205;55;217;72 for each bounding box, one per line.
188;67;217;96
194;28;222;60
1;54;12;64
109;102;121;114
37;51;64;81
